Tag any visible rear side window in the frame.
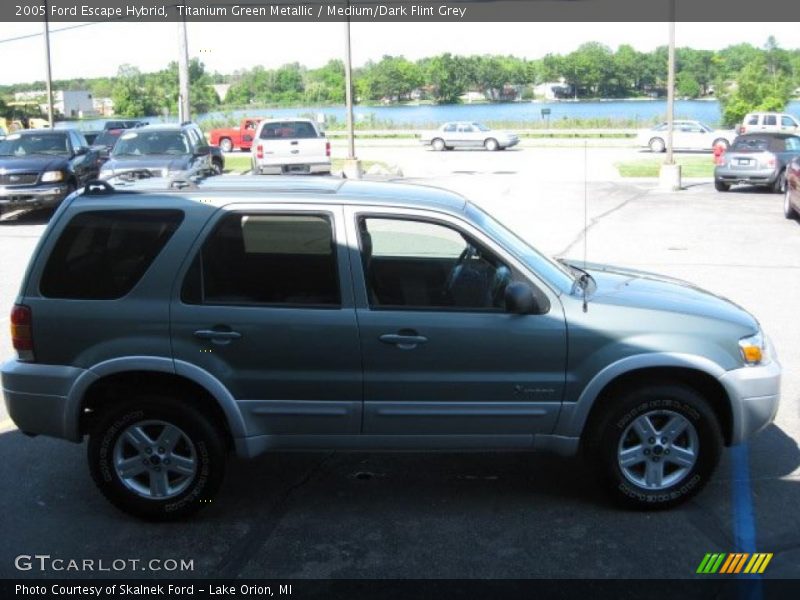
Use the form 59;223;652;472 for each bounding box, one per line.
746;115;759;125
40;210;183;299
182;213;340;307
732;137;770;152
764;115;777;126
259;121;319;139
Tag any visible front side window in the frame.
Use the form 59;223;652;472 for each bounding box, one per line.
782;116;796;127
182;213;340;307
358;216;515;311
40;210;183;299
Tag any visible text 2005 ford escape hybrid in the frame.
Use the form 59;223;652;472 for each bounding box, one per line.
1;177;780;519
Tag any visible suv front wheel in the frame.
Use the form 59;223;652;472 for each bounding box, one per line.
588;383;722;509
88;396;227;520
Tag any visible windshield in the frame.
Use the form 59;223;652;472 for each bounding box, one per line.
0;133;70;156
112;131;189;156
472;123;490;131
465;202;576;293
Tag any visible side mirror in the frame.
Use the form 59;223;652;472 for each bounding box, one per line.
74;146;89;156
504;282;540;315
194;145;211;156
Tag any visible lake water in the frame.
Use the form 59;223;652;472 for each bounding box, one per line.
62;99;800;130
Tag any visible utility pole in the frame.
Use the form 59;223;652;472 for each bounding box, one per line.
43;0;54;127
342;4;361;178
666;16;675;165
177;18;191;123
659;0;681;190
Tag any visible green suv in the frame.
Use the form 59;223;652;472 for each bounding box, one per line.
1;177;780;519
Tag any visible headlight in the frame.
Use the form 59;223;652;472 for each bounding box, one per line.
41;170;64;183
739;330;769;366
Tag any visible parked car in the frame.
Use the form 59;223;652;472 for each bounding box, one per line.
714;133;800;192
208;117;262;152
90;127;125;160
636;120;735;153
251;118;330;175
0;129;99;217
103;119;148;130
782;155;800;220
738;112;800;135
420;122;519;151
1;176;780;519
98;123;221;182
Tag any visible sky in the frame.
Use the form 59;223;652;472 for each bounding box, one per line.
0;21;797;86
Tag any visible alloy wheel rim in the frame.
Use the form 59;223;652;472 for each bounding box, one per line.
113;419;197;500
617;410;699;491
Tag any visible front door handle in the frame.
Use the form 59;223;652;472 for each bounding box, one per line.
194;329;242;344
379;331;428;350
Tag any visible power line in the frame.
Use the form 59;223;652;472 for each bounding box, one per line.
0;21;106;45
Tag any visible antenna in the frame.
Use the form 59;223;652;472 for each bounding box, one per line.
582;140;589;313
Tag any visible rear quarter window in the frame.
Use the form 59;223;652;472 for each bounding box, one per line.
40;210;184;299
259;122;319;139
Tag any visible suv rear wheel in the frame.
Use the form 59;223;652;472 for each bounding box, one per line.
588;383;722;509
88;395;227;520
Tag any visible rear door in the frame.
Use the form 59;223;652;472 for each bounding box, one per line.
345;207;567;436
170;205;363;437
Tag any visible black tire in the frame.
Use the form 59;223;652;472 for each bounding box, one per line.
785;186;799;220
586;383;723;510
649;137;666;153
431;138;446;152
712;138;729;151
219;138;233;153
484;138;499;151
211;159;223;175
88;396;227;520
772;170;786;194
714;180;730;192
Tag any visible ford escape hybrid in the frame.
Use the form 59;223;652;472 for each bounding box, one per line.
1;177;781;520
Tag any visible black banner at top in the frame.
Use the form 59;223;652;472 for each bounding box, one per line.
3;0;800;23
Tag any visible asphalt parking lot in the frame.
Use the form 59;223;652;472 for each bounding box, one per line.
0;145;798;580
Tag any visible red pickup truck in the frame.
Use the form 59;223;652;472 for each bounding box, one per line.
208;118;262;152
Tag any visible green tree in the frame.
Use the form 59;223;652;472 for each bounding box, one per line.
426;53;469;104
111;65;159;117
718;52;793;126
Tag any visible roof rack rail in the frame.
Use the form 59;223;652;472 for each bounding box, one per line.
83;180;115;195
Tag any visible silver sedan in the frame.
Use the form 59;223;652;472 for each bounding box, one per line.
420;122;519;151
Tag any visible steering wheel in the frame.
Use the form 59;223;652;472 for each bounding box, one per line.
445;244;477;294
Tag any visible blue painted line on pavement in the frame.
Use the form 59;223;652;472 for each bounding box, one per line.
731;443;763;600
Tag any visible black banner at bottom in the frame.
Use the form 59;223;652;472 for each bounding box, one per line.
3;579;800;600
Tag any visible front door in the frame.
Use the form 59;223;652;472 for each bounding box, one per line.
346;209;567;436
170;206;362;437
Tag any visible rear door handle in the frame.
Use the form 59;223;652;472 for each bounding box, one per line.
379;332;428;350
194;329;242;344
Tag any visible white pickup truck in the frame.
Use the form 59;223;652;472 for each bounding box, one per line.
251;119;331;175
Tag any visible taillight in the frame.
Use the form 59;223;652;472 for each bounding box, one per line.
764;153;776;168
739;126;747;134
325;140;331;157
713;144;726;166
10;304;34;361
256;144;263;159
